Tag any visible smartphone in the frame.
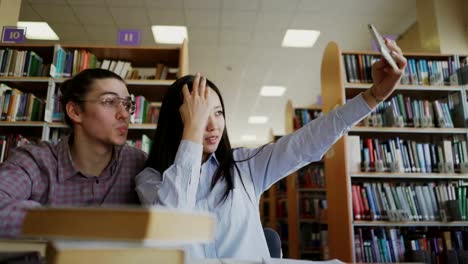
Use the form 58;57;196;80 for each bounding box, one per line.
368;24;399;70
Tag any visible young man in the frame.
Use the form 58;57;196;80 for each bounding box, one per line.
0;69;147;237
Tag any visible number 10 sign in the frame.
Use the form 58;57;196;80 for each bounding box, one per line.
2;26;25;43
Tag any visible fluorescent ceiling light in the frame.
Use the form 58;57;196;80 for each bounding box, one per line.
281;29;320;48
152;25;187;44
241;135;257;141
17;21;59;40
260;86;286;97
248;116;268;124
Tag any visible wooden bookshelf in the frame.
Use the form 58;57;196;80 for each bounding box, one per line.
350;126;467;134
350;172;468;179
268;101;326;259
321;41;468;263
0;42;188;152
0;121;45;127
353;221;468;227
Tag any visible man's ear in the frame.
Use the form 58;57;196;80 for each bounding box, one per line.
65;102;83;124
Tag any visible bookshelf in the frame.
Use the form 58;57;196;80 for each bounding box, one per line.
289;101;328;261
321;41;468;263
264;100;327;260
0;42;188;157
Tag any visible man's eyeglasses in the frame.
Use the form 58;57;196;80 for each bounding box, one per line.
78;96;136;115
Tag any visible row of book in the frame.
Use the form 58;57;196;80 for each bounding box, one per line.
100;60;177;81
299;197;327;220
130;95;160;125
276;221;289;244
354;227;468;263
0;132;158;164
343;54;377;84
0;84;45;122
49;94;63;122
275;178;287;194
401;58;465;86
0;48;47;77
100;59;134;80
349;136;468;173
351;181;468;222
300;223;328;254
297;163;325;189
0;47;179;82
277;196;328;221
53;45;178;81
276;222;290;258
261;200;270;220
276;198;288;218
363;93;462;128
293;109;322;130
2;91;160;126
0;134;33;163
343;53;468;85
52;46;98;78
126;134;153;154
458;64;468;84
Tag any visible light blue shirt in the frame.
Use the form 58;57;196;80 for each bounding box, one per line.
135;94;372;260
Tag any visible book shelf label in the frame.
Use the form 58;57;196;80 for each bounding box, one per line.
49;64;56;78
438;162;454;173
420;116;433;128
440;209;448;222
388;210;411;221
450;74;459;85
44;79;56;123
371;114;383;127
461;162;468;174
375;160;385;172
389;161;403;173
2;27;25;43
401;74;410;85
392;116;404;127
118;29;141;46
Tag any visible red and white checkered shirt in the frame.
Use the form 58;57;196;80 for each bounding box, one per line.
0;136;147;237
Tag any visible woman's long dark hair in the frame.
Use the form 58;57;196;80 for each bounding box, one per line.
145;75;236;201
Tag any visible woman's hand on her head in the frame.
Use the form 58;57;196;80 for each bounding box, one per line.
363;39;407;108
180;73;212;144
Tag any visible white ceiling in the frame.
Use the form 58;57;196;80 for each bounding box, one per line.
19;0;417;146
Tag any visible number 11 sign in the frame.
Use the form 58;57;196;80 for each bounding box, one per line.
118;29;141;46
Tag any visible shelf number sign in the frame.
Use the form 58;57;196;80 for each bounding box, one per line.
2;27;25;43
118;29;141;46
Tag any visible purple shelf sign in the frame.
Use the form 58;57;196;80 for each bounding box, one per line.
118;29;141;46
2;27;25;43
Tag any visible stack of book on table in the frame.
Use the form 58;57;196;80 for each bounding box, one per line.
18;206;216;264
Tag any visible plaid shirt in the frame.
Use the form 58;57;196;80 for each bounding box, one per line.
0;136;147;237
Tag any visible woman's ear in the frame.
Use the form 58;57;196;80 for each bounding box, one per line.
65;101;83;124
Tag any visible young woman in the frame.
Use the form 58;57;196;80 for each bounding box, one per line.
0;69;147;237
136;40;407;259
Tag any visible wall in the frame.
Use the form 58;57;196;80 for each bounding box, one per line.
435;0;468;53
398;0;468;54
0;0;21;32
397;23;423;53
